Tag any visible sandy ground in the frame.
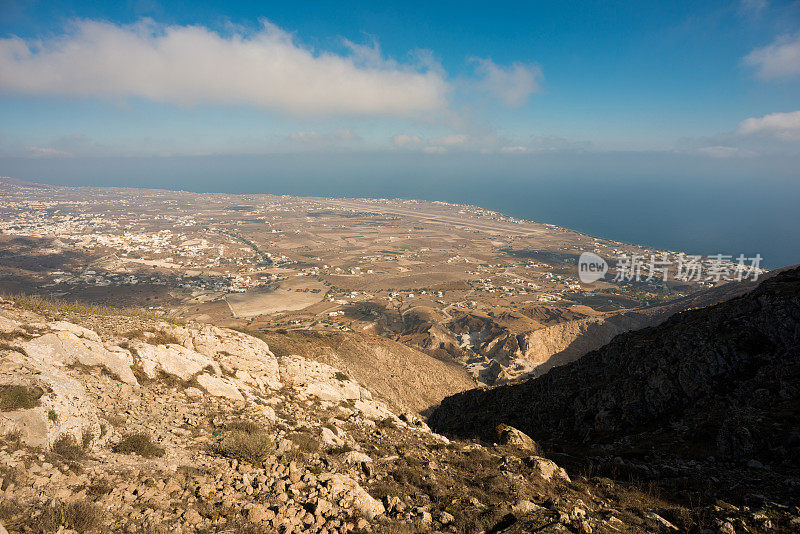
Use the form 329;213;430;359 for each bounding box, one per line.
225;280;326;317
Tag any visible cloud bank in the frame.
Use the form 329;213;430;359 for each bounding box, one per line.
679;110;800;157
744;33;800;79
0;19;448;116
738;110;800;140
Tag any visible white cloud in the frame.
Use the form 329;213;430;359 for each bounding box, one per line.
391;132;588;155
677;110;800;157
499;146;530;154
743;33;800;79
430;133;469;146
738;110;800;139
25;146;73;158
497;136;590;154
694;146;754;158
529;135;590;152
289;131;323;142
0;19;448;116
288;129;361;143
471;58;542;107
331;128;359;141
392;134;423;147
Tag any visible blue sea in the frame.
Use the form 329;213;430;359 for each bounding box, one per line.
2;151;798;269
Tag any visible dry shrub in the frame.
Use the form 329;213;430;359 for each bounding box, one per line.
288;431;320;453
0;497;24;524
0;430;23;451
112;432;165;458
226;420;264;434
51;434;85;461
0;385;43;411
214;430;274;464
146;329;183;345
123;327;182;345
36;500;103;533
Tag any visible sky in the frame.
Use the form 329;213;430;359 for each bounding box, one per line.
0;0;799;160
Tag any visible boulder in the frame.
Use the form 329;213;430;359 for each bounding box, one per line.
196;373;244;402
320;427;344;447
23;331;137;385
0;354;103;447
524;456;570;482
280;356;365;402
353;400;396;421
341;451;372;464
494;424;540;452
133;342;216;382
0;315;21;333
48;321;102;342
189;324;281;389
325;474;385;520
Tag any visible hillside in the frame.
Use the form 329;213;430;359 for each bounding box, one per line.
0;296;711;533
247;329;476;415
429;266;800;507
394;275;765;386
1;288;799;531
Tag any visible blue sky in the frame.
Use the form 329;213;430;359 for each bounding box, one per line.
0;0;799;158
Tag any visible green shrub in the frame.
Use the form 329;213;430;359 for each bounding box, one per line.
377;417;396;429
82;429;94;449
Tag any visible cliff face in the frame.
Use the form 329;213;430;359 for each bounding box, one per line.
429;267;800;501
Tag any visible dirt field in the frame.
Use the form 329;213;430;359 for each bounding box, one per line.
225;279;326;317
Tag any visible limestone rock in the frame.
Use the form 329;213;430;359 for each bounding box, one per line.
494;424;540;452
133;342;216;382
320;427;344;447
23;331;137;385
280;356;366;403
196;373;244;402
341;451;372;464
188;324;281;389
48;321;102;342
524;456;570;482
325;474;385;520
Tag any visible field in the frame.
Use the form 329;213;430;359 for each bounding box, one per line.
225;279;326;317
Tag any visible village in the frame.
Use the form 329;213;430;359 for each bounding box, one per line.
0;178;741;337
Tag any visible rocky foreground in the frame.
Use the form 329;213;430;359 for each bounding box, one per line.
1;294;797;533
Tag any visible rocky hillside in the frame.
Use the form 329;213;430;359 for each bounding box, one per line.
3;295;796;533
3;295;763;534
251;329;476;415
395;277;765;386
430;267;800;509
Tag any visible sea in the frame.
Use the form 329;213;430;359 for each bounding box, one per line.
2;151;798;269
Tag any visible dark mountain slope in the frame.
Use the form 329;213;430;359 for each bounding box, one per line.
429;266;800;502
